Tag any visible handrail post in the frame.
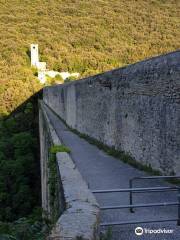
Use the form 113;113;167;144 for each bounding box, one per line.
177;187;180;226
129;179;134;213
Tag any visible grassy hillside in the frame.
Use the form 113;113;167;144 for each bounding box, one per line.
0;0;179;114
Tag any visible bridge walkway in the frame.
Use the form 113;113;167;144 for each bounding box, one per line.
44;103;179;240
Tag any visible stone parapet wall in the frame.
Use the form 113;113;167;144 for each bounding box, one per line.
49;152;99;240
43;51;180;175
39;101;100;240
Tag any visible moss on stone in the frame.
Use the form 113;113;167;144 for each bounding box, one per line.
48;153;58;222
50;145;71;154
48;144;70;222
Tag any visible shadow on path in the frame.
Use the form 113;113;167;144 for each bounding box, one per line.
44;103;180;240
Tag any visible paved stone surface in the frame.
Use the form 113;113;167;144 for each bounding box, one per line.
44;104;180;240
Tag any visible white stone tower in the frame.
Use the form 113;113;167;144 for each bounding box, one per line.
31;44;39;67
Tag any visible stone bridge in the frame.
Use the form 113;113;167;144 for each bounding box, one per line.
39;51;180;239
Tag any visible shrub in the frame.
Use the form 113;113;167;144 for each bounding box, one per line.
54;75;64;83
50;145;71;154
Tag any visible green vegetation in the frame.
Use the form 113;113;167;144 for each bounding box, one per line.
0;0;179;115
46;105;180;190
50;144;71;154
69;128;162;175
0;217;50;240
0;94;49;239
48;152;59;222
48;145;70;222
64;75;78;83
45;75;64;86
0;102;40;222
45;104;173;178
0;1;179;238
73;130;180;186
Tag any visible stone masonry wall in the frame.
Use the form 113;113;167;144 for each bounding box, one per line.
39;101;100;240
43;51;180;175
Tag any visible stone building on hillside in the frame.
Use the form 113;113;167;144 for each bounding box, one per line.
30;44;79;84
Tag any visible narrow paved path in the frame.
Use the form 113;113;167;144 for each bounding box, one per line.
44;103;180;240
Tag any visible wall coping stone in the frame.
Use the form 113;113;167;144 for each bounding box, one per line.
40;101;100;240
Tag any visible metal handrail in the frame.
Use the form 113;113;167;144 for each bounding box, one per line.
101;218;179;227
132;175;180;180
129;175;180;213
92;178;180;226
101;201;179;210
92;186;178;194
